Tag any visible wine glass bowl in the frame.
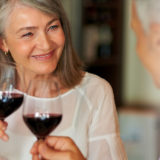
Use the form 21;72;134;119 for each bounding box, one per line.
0;62;24;120
23;75;63;140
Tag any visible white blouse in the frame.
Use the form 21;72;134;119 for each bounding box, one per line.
0;72;127;160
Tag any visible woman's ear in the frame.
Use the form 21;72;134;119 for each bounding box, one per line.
0;38;8;52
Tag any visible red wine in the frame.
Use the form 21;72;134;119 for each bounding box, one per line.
0;92;24;120
23;113;62;139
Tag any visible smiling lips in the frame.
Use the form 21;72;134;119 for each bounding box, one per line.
32;51;53;61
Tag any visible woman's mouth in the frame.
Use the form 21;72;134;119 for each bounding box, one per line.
32;51;53;61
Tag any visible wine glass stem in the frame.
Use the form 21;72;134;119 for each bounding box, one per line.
36;137;45;159
37;137;45;141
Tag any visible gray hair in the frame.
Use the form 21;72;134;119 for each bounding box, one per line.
0;0;83;88
135;0;160;32
0;0;67;37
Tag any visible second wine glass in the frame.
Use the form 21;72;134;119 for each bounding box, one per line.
0;62;24;121
23;75;62;140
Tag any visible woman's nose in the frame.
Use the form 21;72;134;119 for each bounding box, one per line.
36;32;52;50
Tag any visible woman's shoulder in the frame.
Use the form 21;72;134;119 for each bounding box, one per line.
77;72;115;110
80;72;113;93
83;72;111;86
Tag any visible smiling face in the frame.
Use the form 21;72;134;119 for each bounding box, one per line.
1;4;65;76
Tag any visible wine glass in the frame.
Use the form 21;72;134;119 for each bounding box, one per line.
23;75;63;140
0;61;24;120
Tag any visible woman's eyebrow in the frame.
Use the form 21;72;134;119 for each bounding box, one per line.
16;18;59;34
16;26;37;34
47;18;59;26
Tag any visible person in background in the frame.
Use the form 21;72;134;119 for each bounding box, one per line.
131;1;160;160
0;0;127;160
131;0;160;88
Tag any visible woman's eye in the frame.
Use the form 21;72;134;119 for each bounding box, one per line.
22;32;33;38
48;25;58;31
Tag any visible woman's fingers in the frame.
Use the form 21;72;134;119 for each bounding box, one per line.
39;142;70;160
0;121;8;141
39;142;57;159
31;139;45;154
31;137;86;160
31;141;59;160
46;136;66;150
46;136;75;151
0;120;8;130
32;154;40;160
30;141;39;154
0;130;9;141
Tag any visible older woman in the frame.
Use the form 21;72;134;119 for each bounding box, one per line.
0;0;127;160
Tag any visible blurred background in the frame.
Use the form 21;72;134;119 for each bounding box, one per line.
62;0;160;159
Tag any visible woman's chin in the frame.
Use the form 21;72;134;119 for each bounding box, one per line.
36;69;54;75
29;66;56;75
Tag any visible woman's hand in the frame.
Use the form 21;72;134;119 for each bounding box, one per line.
0;120;8;141
31;136;86;160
